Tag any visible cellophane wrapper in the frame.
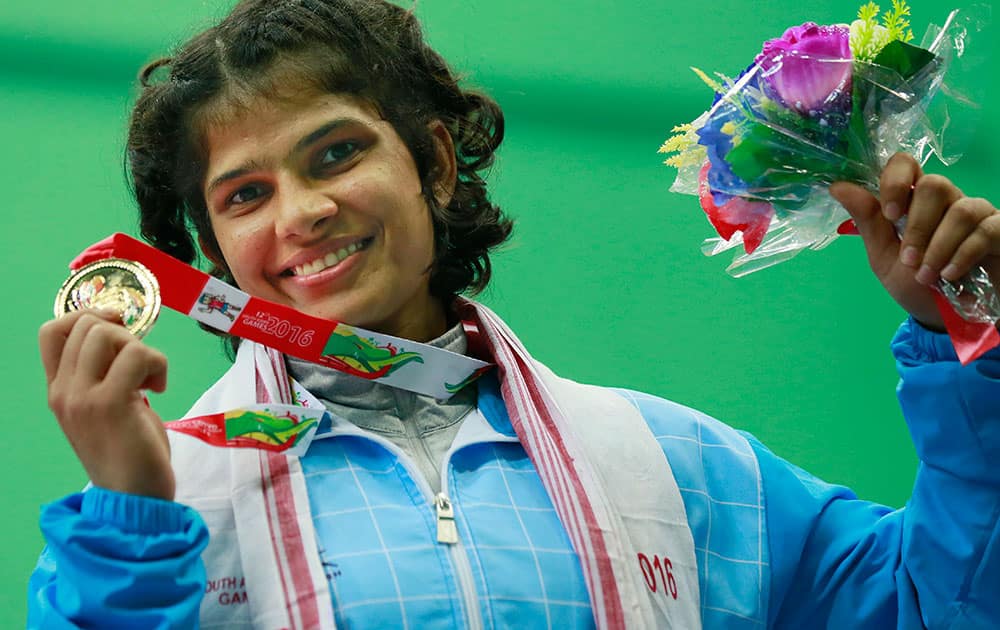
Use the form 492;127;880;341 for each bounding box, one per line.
670;8;988;279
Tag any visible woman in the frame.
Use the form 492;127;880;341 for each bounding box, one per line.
30;0;1000;628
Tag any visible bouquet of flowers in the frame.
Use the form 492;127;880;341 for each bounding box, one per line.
661;1;997;361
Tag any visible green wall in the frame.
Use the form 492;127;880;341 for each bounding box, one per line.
2;0;996;625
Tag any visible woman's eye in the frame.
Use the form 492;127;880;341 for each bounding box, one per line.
227;184;266;206
318;141;360;168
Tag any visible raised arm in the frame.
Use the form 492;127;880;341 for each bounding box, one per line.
760;318;1000;628
28;310;207;627
760;155;1000;628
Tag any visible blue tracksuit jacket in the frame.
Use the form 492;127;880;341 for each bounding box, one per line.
27;319;1000;628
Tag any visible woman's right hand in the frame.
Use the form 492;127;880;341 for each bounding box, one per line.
39;309;175;501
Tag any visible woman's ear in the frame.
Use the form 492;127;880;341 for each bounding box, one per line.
428;119;458;209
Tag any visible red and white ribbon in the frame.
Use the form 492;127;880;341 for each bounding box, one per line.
68;233;491;399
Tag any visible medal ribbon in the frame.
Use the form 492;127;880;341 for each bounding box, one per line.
165;404;326;456
70;233;492;400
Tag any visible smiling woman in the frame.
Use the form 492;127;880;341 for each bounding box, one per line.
26;0;1000;629
199;91;451;341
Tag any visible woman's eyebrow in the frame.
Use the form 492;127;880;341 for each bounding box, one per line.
206;160;264;196
292;118;353;155
206;119;356;195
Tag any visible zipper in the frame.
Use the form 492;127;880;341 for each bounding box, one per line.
439;449;484;630
318;427;484;629
435;493;459;544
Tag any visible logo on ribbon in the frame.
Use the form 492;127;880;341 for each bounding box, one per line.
318;327;424;379
198;292;243;321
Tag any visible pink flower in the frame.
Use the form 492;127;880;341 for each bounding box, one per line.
755;22;852;114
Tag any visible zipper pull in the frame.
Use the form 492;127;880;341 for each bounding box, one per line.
435;492;459;544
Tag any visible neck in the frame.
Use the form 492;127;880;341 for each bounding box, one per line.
372;296;450;342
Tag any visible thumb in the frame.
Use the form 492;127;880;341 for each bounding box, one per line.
830;182;900;274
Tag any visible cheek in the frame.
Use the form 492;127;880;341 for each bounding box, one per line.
213;219;272;277
394;196;436;265
418;207;437;261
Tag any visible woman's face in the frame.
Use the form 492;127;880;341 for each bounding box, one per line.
200;91;454;342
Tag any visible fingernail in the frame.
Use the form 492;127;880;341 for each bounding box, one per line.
900;246;920;267
916;264;937;286
884;201;901;221
941;263;959;281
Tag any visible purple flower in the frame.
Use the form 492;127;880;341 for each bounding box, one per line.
755;22;852;114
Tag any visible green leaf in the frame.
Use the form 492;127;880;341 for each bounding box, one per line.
872;40;936;81
858;2;880;22
723;123;840;208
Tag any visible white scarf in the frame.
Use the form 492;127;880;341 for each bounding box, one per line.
174;301;701;629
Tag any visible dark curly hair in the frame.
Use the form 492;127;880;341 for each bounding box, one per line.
127;0;512;318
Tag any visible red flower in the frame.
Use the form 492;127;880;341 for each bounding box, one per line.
698;163;774;253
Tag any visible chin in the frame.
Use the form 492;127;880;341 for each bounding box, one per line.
302;301;380;329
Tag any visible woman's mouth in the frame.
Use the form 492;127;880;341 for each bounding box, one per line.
287;237;374;277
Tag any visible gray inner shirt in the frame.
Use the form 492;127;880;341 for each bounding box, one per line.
285;323;477;494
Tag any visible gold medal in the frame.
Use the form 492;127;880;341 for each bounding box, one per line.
54;259;161;338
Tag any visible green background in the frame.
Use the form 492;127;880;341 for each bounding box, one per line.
2;0;996;624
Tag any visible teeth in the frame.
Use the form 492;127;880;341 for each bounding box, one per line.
293;240;365;276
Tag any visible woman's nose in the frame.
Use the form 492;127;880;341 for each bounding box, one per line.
274;182;338;239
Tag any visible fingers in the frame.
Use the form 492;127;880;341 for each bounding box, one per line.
829;181;899;278
920;197;1000;284
43;309;167;416
833;153;1000;329
38;309;174;501
875;153;999;286
39;309;122;384
878;153;922;222
105;341;168;394
55;312;131;390
829;182;880;223
75;318;137;386
898;174;963;273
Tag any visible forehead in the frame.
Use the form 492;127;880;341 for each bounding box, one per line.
199;90;382;178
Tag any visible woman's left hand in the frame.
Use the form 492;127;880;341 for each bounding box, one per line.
830;152;1000;331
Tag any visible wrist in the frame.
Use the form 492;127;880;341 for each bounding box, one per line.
81;487;187;534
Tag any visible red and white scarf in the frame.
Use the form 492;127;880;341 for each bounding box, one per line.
179;300;700;629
